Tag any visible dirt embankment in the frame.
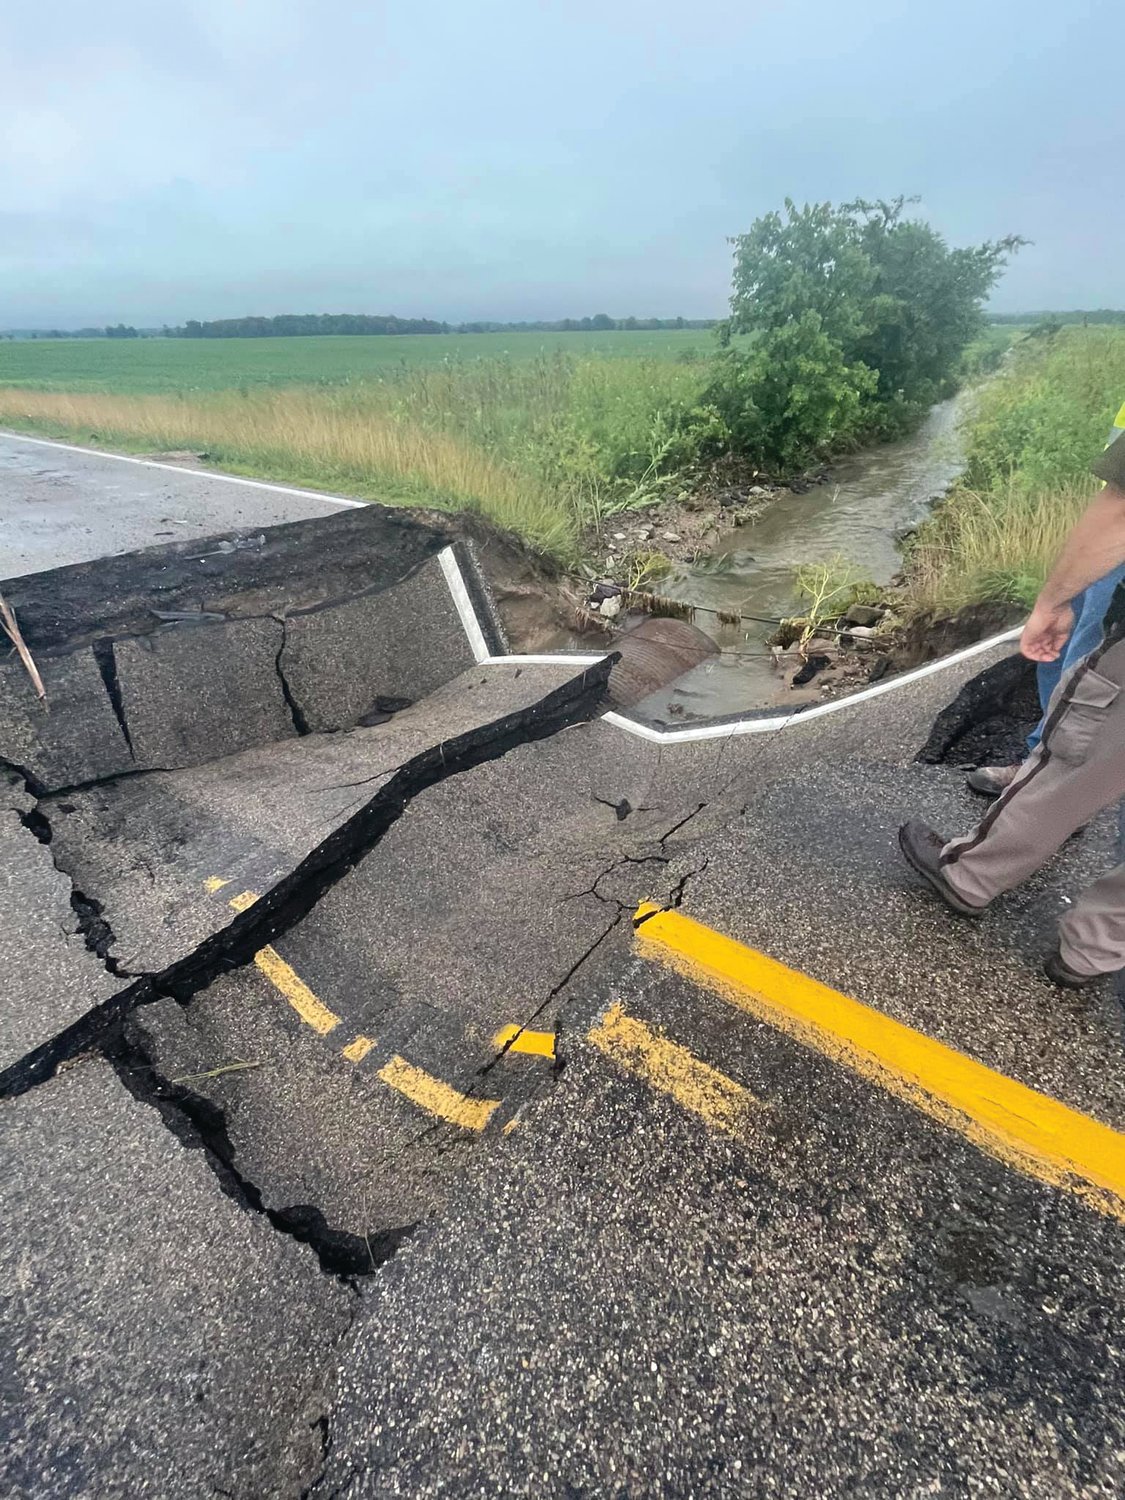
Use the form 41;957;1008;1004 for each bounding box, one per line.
449;495;1026;692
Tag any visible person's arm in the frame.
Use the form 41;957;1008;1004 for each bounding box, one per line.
1022;481;1125;661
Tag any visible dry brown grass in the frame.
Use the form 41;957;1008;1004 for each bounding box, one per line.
0;386;577;557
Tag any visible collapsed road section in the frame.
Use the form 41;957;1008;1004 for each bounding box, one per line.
0;505;710;1495
2;489;1124;1498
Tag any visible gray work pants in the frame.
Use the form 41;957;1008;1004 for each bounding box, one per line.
941;632;1125;976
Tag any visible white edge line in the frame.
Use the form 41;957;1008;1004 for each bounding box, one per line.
0;429;368;508
437;546;492;663
2;429;1024;744
482;653;608;666
600;626;1024;743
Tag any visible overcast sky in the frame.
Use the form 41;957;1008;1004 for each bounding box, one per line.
1;0;1119;326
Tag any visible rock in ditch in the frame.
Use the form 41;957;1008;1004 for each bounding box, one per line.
791;654;832;687
844;603;886;627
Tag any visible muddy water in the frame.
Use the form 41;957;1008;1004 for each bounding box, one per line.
650;393;969;720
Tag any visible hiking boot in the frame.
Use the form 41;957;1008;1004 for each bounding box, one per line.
965;763;1022;798
897;820;989;918
1043;948;1099;990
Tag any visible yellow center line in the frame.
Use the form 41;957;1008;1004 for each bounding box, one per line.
206;878;498;1126
589;1002;758;1135
493;1024;556;1059
633;902;1125;1222
222;886;342;1037
377;1055;500;1132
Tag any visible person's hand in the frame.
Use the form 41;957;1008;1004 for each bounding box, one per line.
1021;598;1075;662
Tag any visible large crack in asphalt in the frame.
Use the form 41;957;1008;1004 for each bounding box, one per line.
274;616;312;737
91;635;137;759
102;1018;409;1281
12;792;134;978
0;658;615;1282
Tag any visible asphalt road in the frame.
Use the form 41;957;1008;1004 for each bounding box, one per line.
1;437;1123;1496
0;429;357;575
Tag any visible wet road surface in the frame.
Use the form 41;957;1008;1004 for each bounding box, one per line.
1;434;1122;1497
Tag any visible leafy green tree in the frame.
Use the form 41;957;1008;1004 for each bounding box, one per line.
712;196;1024;468
846;197;1025;415
710;312;878;467
729;200;876;351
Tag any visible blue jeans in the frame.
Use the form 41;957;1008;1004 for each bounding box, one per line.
1027;563;1125;754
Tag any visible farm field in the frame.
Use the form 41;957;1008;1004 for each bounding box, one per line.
0;329;713;394
0;333;724;559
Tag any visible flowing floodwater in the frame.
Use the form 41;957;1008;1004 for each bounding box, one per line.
646;393;970;720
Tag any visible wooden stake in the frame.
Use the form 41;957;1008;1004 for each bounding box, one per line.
0;591;46;702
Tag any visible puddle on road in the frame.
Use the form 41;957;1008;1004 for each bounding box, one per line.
645;394;970;723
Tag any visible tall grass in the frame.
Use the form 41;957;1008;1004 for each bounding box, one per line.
0;353;711;561
904;328;1125;612
0;384;578;556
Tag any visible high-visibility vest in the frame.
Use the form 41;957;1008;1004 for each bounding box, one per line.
1099;402;1125;488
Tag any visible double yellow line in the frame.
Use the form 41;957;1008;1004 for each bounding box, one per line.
632;903;1125;1223
205;874;1125;1222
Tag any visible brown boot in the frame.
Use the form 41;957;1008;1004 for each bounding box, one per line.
965;763;1022;798
897;820;989;917
1043;948;1099;990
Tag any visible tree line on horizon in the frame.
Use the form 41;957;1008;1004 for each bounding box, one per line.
173;312;715;338
2;313;717;340
989;309;1125;326
5;308;1124;343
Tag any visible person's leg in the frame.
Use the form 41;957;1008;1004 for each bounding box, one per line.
1028;656;1065;756
1025;566;1125;755
1057;863;1125;976
939;632;1125;906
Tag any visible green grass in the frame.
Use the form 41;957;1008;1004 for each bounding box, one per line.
0;349;717;561
0;329;713;394
903;326;1125;612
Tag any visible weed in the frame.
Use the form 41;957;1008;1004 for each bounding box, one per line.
902;327;1125;613
792;554;876;649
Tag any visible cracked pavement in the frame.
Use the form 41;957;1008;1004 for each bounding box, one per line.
2;437;1124;1497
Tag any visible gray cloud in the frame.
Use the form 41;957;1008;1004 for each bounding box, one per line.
0;0;1118;325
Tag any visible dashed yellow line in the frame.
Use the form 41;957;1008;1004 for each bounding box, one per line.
589;1002;758;1135
493;1024;556;1059
224;887;341;1036
377;1055;500;1132
206;877;504;1129
634;902;1125;1223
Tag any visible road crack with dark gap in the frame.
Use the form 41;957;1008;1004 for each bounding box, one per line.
0;660;614;1272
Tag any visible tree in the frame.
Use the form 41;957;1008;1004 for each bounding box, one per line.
846;197;1025;412
713;196;1025;467
729;199;877;351
709;311;878;467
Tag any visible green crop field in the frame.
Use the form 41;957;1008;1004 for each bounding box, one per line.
0;331;725;559
0;329;713;394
